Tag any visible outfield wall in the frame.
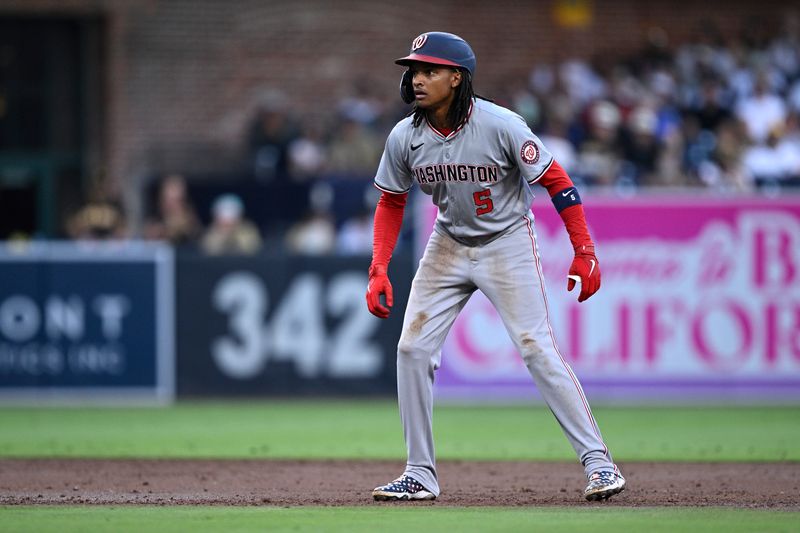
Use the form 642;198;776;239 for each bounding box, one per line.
0;245;411;402
0;242;174;404
418;194;800;403
175;252;411;397
1;194;798;403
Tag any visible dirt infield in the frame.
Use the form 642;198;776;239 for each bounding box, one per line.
1;459;798;508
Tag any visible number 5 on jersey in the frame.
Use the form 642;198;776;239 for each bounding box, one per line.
473;189;494;216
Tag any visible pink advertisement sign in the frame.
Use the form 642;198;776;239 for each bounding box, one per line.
415;194;800;402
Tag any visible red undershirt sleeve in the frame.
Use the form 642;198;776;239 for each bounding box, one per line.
538;160;593;250
370;190;408;269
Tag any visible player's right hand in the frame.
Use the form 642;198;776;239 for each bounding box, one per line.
366;264;393;318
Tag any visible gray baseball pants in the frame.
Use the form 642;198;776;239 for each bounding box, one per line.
396;213;615;496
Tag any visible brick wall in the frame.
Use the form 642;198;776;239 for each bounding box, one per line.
1;0;796;218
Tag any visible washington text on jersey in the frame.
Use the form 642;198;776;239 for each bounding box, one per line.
413;163;499;184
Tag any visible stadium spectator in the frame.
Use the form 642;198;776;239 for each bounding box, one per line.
143;174;202;246
691;79;733;133
539;121;578;176
337;80;385;127
336;208;373;256
620;105;661;185
201;194;262;255
735;75;788;144
743;121;800;187
287;120;328;182
780;112;800;181
285;209;336;255
247;104;296;182
67;186;127;240
575;100;623;186
325;118;383;178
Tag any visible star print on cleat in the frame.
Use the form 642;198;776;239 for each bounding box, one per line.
373;475;436;501
584;467;626;501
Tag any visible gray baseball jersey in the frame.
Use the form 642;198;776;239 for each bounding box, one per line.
375;97;617;497
375;98;554;243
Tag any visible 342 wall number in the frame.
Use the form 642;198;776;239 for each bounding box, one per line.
211;271;382;379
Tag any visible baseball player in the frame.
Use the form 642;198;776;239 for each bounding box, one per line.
367;32;625;502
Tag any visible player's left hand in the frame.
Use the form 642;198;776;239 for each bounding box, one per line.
567;244;601;302
366;264;393;318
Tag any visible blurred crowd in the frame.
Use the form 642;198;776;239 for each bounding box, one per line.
243;18;800;193
517;19;800;191
67;19;800;253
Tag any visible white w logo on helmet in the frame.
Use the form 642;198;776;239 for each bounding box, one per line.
412;34;428;51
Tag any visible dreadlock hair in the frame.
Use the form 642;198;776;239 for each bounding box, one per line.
409;68;491;129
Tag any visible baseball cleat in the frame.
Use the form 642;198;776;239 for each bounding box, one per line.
373;475;436;501
584;467;626;501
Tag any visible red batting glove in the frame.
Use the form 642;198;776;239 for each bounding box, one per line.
366;264;393;318
568;244;601;302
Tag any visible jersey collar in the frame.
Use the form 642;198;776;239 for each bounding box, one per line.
425;100;474;140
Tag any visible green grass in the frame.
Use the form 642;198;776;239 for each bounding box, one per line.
1;506;797;533
0;402;797;461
